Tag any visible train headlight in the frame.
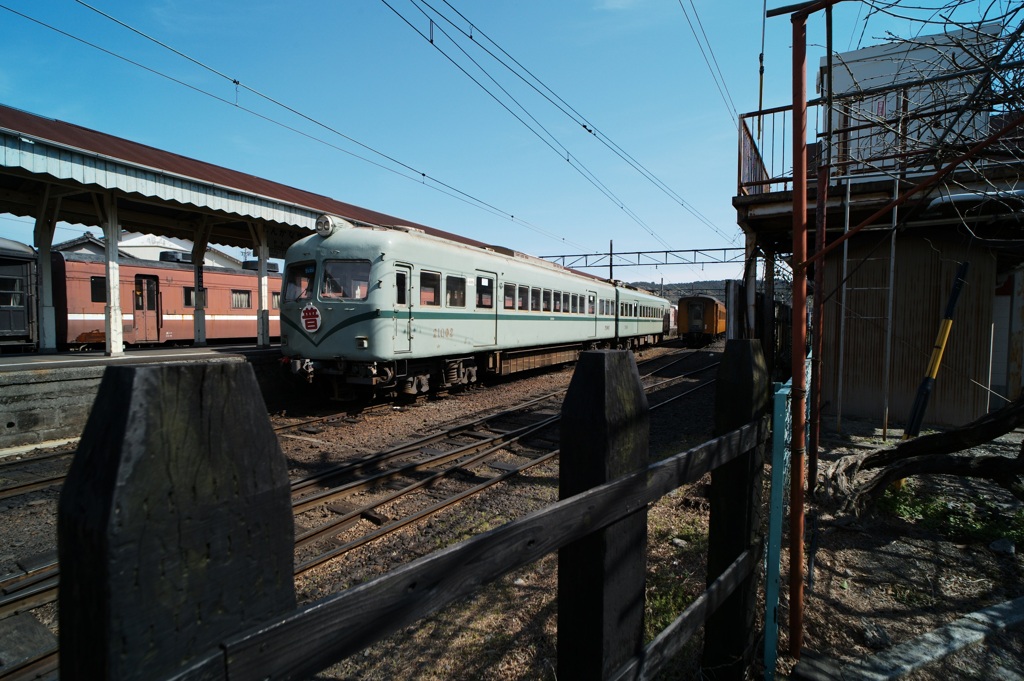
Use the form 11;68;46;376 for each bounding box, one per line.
315;214;354;238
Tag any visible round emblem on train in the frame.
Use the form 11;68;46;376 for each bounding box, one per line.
301;303;322;333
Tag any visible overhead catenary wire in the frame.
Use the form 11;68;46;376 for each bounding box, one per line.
383;0;675;250
676;0;739;123
427;0;732;242
8;1;593;252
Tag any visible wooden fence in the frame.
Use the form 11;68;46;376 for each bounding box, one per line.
57;340;771;680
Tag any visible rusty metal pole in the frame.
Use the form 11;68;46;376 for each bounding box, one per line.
809;166;827;496
789;11;808;660
808;5;832;497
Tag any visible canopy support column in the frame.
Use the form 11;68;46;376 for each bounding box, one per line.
32;185;57;353
191;219;212;347
248;222;271;347
102;193;124;357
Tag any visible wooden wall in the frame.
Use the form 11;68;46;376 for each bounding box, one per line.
820;233;996;428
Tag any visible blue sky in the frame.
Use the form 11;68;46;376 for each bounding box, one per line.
0;0;1000;282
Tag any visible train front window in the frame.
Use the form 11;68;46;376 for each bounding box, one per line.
321;260;372;301
284;262;315;302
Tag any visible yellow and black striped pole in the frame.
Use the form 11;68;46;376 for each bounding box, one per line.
904;260;970;439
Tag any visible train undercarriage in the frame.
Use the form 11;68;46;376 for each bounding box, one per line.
289;334;663;401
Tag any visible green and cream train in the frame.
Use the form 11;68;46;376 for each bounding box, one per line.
280;214;669;399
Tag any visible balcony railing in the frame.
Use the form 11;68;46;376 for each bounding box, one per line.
738;64;1023;197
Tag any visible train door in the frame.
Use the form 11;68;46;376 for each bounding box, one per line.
134;274;160;343
475;271;497;346
587;290;598;338
688;301;705;334
394;264;412;353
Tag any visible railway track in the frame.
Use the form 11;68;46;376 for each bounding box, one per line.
289;348;719;574
0;450;73;502
0;343;720;679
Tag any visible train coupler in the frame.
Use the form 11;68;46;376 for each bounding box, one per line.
290;358;316;383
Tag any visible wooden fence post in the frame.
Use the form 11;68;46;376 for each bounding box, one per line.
57;363;295;680
702;339;769;679
558;350;649;680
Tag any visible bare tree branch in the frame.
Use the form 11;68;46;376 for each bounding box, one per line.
822;392;1024;513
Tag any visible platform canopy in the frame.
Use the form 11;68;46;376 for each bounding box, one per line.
0;103;492;258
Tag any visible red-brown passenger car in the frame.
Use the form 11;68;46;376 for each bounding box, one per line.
52;251;281;348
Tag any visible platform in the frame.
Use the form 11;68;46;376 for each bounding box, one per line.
0;344;297;451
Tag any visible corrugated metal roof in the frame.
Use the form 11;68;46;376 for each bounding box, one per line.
0;103;494;252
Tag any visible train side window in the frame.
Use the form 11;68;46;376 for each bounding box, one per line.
272;292;280;309
517;285;529;311
542;289;551;312
588;295;595;315
476;276;493;309
0;277;21;306
284;262;315;302
89;276;106;303
420;271;441;306
446;276;466;307
553;291;562;313
570;294;578;314
184;286;207;308
562;292;569;313
396;272;407;305
231;290;252;309
503;283;516;310
530;287;541;312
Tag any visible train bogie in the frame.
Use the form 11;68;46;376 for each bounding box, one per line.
281;216;669;398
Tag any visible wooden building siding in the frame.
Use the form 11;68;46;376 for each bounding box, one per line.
821;234;996;428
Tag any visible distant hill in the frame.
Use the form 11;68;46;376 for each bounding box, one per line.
627;280;793;305
627;280;729;300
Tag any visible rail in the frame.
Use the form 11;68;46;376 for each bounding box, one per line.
55;341;772;680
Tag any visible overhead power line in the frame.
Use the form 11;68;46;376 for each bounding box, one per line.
2;1;593;252
676;0;739;123
427;0;732;242
383;0;675;250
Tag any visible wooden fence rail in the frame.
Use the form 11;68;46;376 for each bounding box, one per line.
57;341;770;680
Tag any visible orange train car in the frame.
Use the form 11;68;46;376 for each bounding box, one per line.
677;294;726;345
52;251;281;348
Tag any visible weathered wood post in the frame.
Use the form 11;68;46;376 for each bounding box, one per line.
57;362;295;680
558;350;649;680
702;339;769;679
